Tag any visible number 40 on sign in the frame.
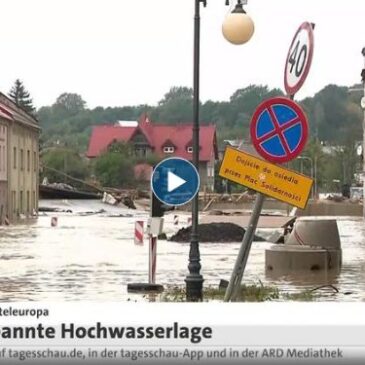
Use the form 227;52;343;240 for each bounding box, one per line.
284;22;315;97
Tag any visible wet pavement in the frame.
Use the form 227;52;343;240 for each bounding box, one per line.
0;200;364;302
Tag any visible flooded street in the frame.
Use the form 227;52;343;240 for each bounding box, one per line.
0;200;364;302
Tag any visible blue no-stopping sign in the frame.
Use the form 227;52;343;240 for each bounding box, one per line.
250;97;309;164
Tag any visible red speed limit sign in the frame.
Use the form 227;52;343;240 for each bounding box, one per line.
284;22;315;96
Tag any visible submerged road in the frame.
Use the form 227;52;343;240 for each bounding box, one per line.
0;200;364;301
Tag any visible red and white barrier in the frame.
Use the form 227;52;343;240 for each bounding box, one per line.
173;215;179;226
51;217;58;227
149;236;157;284
134;220;144;245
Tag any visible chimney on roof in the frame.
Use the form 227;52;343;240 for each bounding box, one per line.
138;113;151;124
139;113;152;127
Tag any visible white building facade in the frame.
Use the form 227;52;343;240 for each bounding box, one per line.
0;93;40;223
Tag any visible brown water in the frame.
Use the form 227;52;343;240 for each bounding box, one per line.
0;200;364;302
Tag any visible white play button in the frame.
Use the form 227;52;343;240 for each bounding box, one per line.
151;158;200;206
167;171;187;192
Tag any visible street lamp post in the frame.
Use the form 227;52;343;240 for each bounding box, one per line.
186;0;254;301
185;0;205;302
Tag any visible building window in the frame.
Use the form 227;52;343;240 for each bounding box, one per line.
32;191;36;210
26;191;30;213
12;191;16;213
13;147;17;169
27;150;30;172
135;148;147;157
19;191;23;214
163;146;175;154
33;151;37;172
187;146;193;153
0;146;2;171
20;149;24;171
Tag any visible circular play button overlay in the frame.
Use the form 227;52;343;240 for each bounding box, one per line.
151;157;200;206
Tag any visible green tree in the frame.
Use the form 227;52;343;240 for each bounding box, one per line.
300;139;326;193
136;153;161;166
227;85;283;138
41;148;89;184
332;142;358;186
94;152;134;188
34;83;364;169
56;92;86;113
303;85;361;143
37;95;150;152
8;79;35;114
107;141;133;155
152;86;193;123
53;93;86;118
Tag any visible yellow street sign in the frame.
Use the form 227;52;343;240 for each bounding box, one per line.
219;147;313;209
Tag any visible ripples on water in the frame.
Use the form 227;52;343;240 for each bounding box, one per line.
0;200;364;301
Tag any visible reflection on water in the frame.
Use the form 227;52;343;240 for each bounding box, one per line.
0;200;364;301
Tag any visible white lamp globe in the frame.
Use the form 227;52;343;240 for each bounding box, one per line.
222;7;254;45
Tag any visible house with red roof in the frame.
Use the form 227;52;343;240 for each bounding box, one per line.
86;114;218;190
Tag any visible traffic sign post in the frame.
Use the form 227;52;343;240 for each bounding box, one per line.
225;21;315;302
284;22;315;97
225;80;311;302
222;147;313;302
224;192;265;302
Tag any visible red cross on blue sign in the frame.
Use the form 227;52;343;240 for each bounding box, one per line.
250;97;309;164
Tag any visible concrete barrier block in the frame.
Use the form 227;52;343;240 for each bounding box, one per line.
286;218;341;249
265;244;342;275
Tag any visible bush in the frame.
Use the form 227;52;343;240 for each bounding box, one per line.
41;148;89;183
94;152;134;188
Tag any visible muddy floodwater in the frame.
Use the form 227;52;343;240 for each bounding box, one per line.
0;200;364;302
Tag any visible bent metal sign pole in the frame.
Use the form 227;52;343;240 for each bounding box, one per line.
223;98;310;302
220;154;313;302
224;22;315;302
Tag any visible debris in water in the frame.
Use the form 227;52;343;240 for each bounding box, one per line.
169;222;265;243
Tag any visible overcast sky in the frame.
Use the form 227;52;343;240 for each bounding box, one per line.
0;0;363;109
